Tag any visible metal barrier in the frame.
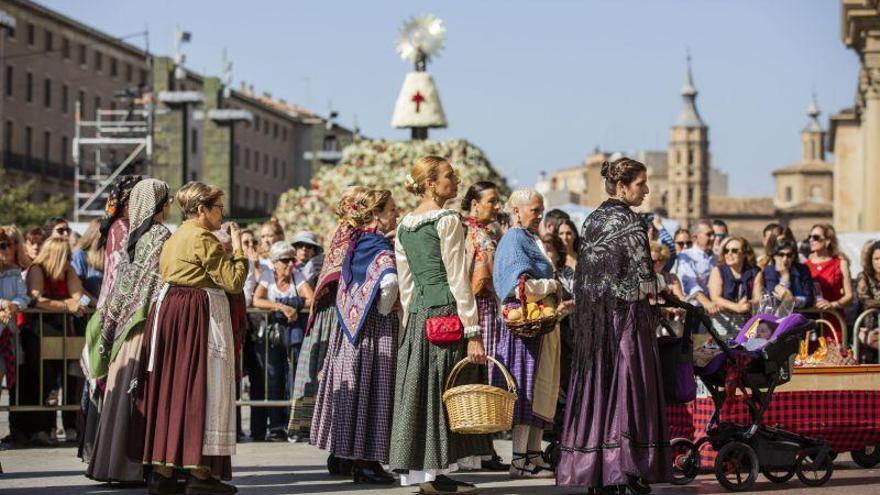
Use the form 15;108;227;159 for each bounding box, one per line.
0;306;308;414
0;308;92;413
853;308;880;364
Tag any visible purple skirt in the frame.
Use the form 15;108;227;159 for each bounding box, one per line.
492;317;554;429
556;300;670;487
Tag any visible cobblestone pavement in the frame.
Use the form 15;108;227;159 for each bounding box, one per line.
1;440;880;495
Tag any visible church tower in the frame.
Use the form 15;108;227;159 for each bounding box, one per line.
801;93;825;162
667;54;710;228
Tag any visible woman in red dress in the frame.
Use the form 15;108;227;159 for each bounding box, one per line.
804;224;853;344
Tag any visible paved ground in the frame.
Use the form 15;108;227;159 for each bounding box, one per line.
2;440;880;495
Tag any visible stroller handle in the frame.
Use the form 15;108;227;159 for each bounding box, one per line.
656;294;736;362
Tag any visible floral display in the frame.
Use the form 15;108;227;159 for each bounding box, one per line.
273;138;510;240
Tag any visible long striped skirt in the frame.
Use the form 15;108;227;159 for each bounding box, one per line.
492;320;554;429
287;304;336;438
310;308;399;462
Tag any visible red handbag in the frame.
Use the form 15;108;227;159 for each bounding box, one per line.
426;314;464;344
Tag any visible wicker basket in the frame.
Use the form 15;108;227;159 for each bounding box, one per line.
504;276;559;339
442;356;517;434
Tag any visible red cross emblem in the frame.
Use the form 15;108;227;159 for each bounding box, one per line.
411;91;425;113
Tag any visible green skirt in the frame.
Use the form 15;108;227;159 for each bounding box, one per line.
389;303;493;471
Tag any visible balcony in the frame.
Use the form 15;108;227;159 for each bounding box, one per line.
2;151;75;180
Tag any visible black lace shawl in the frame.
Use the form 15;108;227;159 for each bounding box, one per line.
573;199;658;373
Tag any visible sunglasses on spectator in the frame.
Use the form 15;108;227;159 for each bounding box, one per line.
277;258;295;264
55;227;71;235
294;244;315;250
676;241;692;248
776;251;795;259
809;234;825;242
723;247;741;255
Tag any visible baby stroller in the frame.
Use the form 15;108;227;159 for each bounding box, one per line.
662;298;834;492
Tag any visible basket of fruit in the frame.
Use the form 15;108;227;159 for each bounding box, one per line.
501;276;560;339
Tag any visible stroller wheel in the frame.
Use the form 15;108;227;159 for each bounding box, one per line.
714;442;759;492
851;446;880;468
761;465;795;484
670;438;700;485
795;453;833;487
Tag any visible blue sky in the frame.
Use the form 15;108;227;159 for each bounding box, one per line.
42;0;857;196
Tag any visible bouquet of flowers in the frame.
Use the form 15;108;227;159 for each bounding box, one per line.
273;138;510;241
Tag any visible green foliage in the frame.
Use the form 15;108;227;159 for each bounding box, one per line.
0;168;70;227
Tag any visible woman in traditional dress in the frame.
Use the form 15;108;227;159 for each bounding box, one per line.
96;175;143;308
493;189;561;479
391;155;492;494
137;181;247;495
460;181;510;472
83;178;172;483
288;188;362;449
557;157;669;495
310;188;400;484
251;241;314;441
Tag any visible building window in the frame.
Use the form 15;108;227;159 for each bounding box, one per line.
26;23;34;47
191;129;198;154
62;37;70;59
244;147;250;169
810;185;822;201
687;148;694;166
125;63;132;82
263;154;268;174
94;51;103;72
94;96;101;119
43;131;51;167
784;186;793;203
78;90;86;117
61;136;68;167
254;116;260;132
43;78;51;108
244;187;251;207
110;58;118;78
61;85;68;114
78;44;87;66
5;65;12;97
25;71;33;103
322;135;338;151
254;151;260;172
282;128;287;141
273;123;278;139
4;121;13;163
273;157;278;178
263;119;268;135
139;69;147;85
281;160;286;179
44;30;52;52
24;125;32;166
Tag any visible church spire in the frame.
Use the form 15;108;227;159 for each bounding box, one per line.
676;51;706;128
801;91;825;162
804;91;822;132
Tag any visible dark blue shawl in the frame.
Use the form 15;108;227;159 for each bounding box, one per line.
336;230;396;343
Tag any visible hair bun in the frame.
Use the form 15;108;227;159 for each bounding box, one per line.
600;161;612;180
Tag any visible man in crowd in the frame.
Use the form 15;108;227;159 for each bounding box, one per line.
712;219;729;257
675;219;719;314
541;208;570;236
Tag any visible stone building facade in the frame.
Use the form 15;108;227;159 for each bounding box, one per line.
830;0;880;232
0;0;354;220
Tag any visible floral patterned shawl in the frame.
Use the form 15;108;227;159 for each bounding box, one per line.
336;230;396;343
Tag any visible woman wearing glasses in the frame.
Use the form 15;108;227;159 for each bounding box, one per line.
137;181;247;495
754;239;816;310
804;224;853;343
251;241;314;442
708;237;759;337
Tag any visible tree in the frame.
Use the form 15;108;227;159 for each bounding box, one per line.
0;168;69;226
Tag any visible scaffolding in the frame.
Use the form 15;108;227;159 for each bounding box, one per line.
72;96;153;221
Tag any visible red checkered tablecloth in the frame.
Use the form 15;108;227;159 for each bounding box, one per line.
667;390;880;467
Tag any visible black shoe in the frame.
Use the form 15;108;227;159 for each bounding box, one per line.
419;475;476;494
481;454;510;471
185;475;237;495
148;472;183;495
353;466;395;484
626;476;651;495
